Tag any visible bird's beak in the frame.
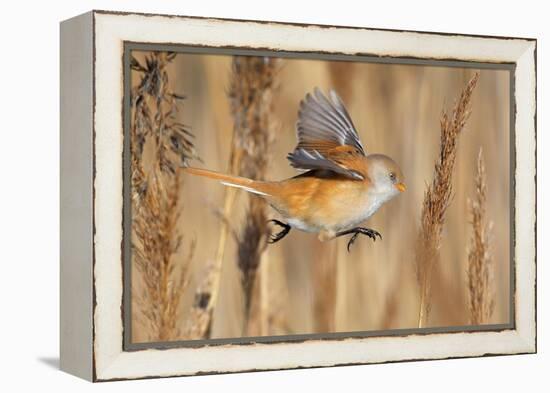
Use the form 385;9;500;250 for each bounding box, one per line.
395;182;406;192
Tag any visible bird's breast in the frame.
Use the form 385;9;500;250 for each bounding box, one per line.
268;177;395;233
351;191;391;225
307;185;393;232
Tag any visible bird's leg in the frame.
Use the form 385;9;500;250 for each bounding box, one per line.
268;219;291;244
336;227;382;252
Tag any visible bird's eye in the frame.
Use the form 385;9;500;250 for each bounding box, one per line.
389;172;396;182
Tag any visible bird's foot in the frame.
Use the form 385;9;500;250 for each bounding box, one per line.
267;219;291;244
336;227;382;252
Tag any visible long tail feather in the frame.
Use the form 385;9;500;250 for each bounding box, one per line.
183;167;270;196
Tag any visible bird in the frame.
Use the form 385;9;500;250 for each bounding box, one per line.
184;87;405;251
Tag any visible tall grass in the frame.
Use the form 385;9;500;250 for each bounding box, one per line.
183;260;217;339
228;56;278;334
130;52;199;341
180;56;279;338
185;135;242;339
415;73;479;328
467;149;495;325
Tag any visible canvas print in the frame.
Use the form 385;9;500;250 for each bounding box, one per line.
126;49;511;345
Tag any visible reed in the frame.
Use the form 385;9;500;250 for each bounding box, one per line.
228;56;278;334
467;149;495;325
415;73;479;328
181;122;243;340
182;56;278;338
130;52;199;341
182;260;217;339
328;61;356;103
312;243;338;332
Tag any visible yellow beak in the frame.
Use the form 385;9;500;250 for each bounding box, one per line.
395;183;406;192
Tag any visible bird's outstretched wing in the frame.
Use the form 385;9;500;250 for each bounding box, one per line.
287;88;366;179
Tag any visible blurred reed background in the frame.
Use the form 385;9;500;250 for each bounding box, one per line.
130;50;510;343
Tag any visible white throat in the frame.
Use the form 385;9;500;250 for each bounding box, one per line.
368;188;394;213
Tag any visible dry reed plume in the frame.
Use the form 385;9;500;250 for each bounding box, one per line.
415;73;479;328
467;149;495;325
183;56;278;338
131;52;199;341
229;56;278;334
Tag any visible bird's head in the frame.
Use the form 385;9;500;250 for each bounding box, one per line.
366;154;406;197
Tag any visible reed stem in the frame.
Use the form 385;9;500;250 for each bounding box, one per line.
130;52;199;341
467;149;495;325
415;73;479;328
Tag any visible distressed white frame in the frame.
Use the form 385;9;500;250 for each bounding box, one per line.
61;10;536;381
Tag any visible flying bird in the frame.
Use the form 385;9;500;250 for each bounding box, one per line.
184;88;405;251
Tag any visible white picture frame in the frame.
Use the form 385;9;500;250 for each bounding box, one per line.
60;10;536;381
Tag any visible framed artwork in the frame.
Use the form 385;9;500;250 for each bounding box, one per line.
60;10;537;381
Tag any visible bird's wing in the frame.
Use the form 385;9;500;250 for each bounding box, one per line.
287;88;366;179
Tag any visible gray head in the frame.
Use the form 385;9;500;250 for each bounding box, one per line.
366;154;406;196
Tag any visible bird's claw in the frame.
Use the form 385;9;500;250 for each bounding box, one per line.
343;227;382;252
267;219;291;244
346;233;360;252
268;232;286;244
363;228;382;241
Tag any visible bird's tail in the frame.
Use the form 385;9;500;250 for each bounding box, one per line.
183;167;271;196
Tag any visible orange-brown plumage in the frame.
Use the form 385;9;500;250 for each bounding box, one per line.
184;88;405;248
